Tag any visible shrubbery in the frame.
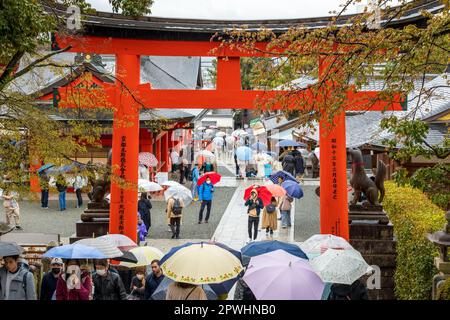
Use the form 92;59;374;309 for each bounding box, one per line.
383;181;447;300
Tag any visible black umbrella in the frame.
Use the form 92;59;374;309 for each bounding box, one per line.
114;250;138;263
0;241;24;257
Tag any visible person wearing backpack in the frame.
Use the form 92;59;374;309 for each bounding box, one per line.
0;254;36;300
198;177;214;224
166;196;184;239
261;197;279;237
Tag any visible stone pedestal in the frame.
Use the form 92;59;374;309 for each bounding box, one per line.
349;205;397;300
69;202;110;243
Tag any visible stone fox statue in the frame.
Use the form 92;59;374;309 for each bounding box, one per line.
347;148;386;205
87;149;112;205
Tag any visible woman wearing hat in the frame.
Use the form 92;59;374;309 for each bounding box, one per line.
40;258;63;300
244;189;264;243
55;259;92;300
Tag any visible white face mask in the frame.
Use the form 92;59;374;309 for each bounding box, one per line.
206;180;211;184
136;274;144;281
96;269;107;276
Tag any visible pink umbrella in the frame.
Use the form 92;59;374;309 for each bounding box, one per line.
264;184;286;197
139;152;158;167
243;249;324;300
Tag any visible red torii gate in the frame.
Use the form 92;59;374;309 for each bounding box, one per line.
53;34;403;242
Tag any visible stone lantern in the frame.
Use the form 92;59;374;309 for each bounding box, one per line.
427;210;450;299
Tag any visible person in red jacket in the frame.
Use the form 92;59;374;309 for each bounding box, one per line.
56;259;92;300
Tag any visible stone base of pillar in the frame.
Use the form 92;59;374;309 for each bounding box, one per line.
69;202;110;243
349;205;397;300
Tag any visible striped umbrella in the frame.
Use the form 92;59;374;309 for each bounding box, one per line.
97;234;138;251
74;238;124;259
139;152;158;167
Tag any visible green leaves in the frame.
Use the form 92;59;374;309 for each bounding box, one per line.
109;0;153;16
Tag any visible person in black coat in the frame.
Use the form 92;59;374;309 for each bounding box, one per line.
92;259;127;300
290;149;305;179
327;279;369;300
138;193;152;232
129;267;146;300
282;154;296;176
40;258;63;300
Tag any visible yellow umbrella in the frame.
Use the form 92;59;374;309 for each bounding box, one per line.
119;246;164;268
161;243;243;285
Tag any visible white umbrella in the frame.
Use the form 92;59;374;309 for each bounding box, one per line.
225;136;235;144
215;131;226;137
164;185;193;206
97;234;138;251
231;129;246;137
205;129;215;135
197;150;216;159
138;179;163;192
119;246;164;268
314;147;320;160
74;238;123;259
300;234;354;258
160;181;183;188
310;249;373;285
212;136;224;146
196;126;206;131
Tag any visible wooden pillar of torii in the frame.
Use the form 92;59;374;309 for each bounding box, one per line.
54;35;403;242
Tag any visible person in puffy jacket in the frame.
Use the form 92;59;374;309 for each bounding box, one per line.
198;177;214;224
282;154;296;176
0;255;36;300
92;259;127;300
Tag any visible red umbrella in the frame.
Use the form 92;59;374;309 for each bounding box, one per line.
197;172;222;186
244;185;273;206
265;184;286;197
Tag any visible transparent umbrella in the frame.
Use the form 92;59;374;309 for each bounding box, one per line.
164;185;193;206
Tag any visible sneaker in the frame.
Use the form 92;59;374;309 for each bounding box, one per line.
42;207;49;209
171;234;176;239
15;226;22;230
198;221;202;224
246;238;252;244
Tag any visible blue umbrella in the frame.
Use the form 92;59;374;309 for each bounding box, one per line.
159;241;241;296
43;244;106;259
276;140;307;148
269;170;297;184
281;180;304;199
47;163;81;174
37;163;54;173
151;276;217;300
241;240;308;265
251;142;267;152
235;146;253;161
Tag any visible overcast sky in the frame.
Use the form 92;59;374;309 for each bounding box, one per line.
86;0;380;19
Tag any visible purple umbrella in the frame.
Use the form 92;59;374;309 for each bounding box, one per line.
243;249;324;300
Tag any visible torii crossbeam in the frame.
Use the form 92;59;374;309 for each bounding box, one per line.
53;34;404;242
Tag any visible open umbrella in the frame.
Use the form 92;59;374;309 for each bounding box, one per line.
161;242;243;285
164;185;193;206
74;238;123;259
236;146;253;161
197;150;216;159
244;185;273;206
265;151;278;158
139;152;158;167
196;126;206;131
281;180;304;199
197;172;221;186
160;180;182;188
276;140;307;148
300;234;354;258
241;240;308;266
215;132;226;137
264;183;286;197
37;163;54;173
243;249;324;300
43;244;106;259
138;179;163;192
151;276;218;300
97;234;138;251
231;129;246;137
310;249;372;285
251;142;267;152
269;170;297;184
0;241;24;257
225;136;235;145
119;246;164;268
212;136;224;146
205;129;215;135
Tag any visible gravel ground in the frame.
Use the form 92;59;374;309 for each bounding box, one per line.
5;187;237;240
147;187;236;240
294;185;320;242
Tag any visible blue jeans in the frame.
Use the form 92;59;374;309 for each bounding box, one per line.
59;191;66;211
191;182;198;199
281;210;291;227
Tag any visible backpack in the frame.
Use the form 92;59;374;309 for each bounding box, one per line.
266;204;276;214
172;198;182;216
